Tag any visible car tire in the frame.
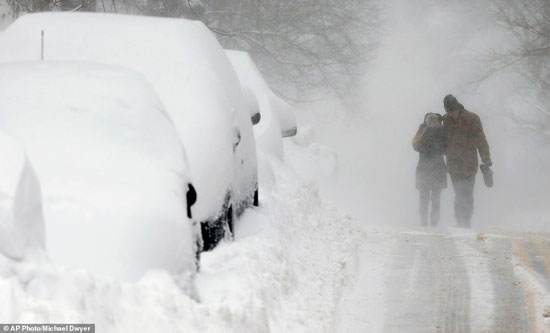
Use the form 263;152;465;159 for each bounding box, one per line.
200;203;233;251
225;204;234;239
253;189;259;207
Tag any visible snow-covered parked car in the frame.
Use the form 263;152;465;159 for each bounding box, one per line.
0;63;198;282
225;50;298;159
0;131;45;260
0;13;259;251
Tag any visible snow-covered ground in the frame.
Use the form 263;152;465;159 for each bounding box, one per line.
336;227;550;332
2;0;550;331
0;130;364;331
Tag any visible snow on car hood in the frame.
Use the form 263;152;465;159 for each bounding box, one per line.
0;63;195;281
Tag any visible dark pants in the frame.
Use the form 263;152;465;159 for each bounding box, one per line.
419;188;442;226
450;173;476;227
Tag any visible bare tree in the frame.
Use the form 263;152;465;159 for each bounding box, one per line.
197;0;378;106
6;0;96;17
491;0;550;142
5;0;377;107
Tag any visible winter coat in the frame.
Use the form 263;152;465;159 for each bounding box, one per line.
443;109;491;176
412;125;447;190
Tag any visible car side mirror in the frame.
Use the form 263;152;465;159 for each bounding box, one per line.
251;112;261;125
281;127;297;138
186;183;197;219
242;86;261;125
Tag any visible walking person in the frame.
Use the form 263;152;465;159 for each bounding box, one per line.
412;113;447;226
442;94;492;228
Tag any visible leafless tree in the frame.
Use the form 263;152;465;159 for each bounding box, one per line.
6;0;96;16
6;0;377;107
491;0;550;142
197;0;378;106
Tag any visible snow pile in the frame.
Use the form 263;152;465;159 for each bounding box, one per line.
284;125;338;189
0;63;194;282
0;136;362;332
0;132;44;260
197;147;362;331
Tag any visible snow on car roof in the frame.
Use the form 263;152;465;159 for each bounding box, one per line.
0;62;195;280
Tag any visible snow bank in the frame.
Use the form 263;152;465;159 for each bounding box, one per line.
0;132;45;260
0;63;194;282
196;150;362;331
0;135;362;332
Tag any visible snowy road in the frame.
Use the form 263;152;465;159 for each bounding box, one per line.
337;229;550;332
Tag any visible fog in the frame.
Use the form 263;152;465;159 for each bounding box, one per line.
303;0;550;232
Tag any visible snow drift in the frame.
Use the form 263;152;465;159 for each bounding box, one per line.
0;134;361;331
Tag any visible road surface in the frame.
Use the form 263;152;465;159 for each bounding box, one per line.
337;229;550;332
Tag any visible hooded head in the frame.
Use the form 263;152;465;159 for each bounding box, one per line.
424;112;443;128
443;94;464;113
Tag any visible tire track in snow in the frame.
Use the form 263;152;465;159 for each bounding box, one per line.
474;237;529;332
509;233;550;332
433;236;471;333
383;233;470;332
533;235;550;291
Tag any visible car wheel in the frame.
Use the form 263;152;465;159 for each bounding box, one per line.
200;204;233;252
253;189;259;207
225;205;234;239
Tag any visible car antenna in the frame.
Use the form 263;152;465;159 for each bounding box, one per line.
40;30;44;61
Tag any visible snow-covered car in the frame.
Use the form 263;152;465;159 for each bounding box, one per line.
0;131;45;260
0;13;259;251
225;50;298;159
0;63;198;282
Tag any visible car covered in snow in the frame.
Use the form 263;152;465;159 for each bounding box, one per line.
0;63;198;282
225;50;298;159
0;13;259;251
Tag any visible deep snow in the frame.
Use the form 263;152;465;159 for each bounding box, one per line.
0;63;195;281
0;130;364;331
0;12;258;223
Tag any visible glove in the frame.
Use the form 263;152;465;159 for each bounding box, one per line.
480;163;493;188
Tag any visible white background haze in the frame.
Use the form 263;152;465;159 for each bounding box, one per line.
303;0;550;232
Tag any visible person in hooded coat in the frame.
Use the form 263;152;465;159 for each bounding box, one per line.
412;112;447;226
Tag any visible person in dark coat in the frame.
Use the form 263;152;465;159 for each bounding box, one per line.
412;112;447;226
442;94;492;228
